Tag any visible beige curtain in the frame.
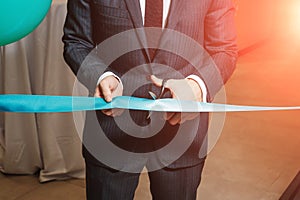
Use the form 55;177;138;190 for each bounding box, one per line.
0;0;85;182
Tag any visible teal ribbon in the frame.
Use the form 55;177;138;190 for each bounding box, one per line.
0;94;300;113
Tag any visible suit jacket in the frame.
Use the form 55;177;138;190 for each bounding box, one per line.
63;0;238;170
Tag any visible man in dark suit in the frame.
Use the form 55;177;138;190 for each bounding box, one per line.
63;0;238;199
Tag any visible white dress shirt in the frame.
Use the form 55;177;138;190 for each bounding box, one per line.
98;0;208;102
139;0;171;28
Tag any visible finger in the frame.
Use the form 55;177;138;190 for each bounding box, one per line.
179;113;191;124
94;86;102;97
102;109;113;116
167;113;181;125
165;112;175;120
179;113;200;124
185;112;200;121
101;83;113;102
112;81;123;97
111;109;124;117
150;75;164;87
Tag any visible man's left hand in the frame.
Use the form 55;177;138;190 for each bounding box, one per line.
150;75;203;125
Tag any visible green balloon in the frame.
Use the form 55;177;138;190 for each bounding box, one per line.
0;0;52;46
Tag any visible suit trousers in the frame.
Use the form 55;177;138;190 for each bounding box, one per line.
85;158;205;200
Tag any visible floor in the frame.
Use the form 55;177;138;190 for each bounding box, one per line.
1;26;300;200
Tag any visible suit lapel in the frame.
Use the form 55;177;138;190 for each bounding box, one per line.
123;0;186;62
165;0;185;30
124;0;151;61
153;0;185;62
123;0;185;29
123;0;143;28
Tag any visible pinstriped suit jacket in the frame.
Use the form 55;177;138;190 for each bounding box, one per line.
63;0;238;169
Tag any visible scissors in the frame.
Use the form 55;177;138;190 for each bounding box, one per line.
147;79;168;119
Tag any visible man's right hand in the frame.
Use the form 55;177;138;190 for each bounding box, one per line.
94;75;123;117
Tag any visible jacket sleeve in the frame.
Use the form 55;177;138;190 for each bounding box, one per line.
62;0;108;94
201;0;238;100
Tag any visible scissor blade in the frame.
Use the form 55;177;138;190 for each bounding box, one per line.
148;91;157;100
147;91;157;119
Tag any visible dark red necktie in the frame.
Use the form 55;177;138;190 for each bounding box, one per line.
144;0;163;60
144;0;163;28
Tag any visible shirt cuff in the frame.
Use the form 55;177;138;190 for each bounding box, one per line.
186;74;208;103
97;71;122;86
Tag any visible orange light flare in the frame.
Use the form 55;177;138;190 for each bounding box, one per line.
277;0;300;38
